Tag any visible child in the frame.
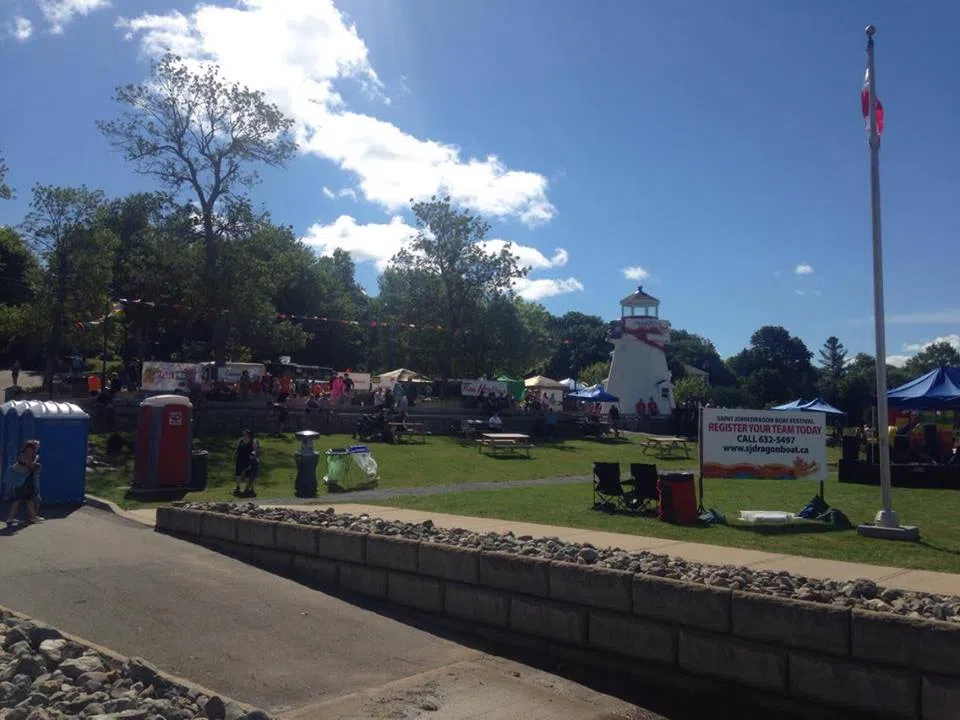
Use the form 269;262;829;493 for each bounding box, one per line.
4;439;42;525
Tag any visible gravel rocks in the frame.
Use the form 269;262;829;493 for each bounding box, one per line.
0;609;270;719
181;501;960;623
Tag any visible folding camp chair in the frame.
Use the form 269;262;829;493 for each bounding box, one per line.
593;462;639;513
628;463;659;514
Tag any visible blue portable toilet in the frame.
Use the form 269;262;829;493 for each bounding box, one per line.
2;400;32;472
18;401;90;505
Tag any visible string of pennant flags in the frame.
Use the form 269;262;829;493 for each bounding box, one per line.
73;298;448;333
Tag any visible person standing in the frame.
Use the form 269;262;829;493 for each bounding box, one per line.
10;360;20;388
4;440;42;525
233;429;260;498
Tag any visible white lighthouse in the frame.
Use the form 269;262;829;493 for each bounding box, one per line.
605;287;675;414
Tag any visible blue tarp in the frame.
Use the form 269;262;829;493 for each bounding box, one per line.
568;387;620;403
887;366;960;409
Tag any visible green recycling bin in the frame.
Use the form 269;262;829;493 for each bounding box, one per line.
324;449;350;487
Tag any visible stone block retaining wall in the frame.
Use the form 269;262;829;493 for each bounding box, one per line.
158;507;960;720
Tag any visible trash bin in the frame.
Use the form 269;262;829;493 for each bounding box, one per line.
190;450;208;491
324;449;350;487
295;430;319;498
658;472;698;526
348;445;378;482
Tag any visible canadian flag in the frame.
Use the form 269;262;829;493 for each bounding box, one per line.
861;67;884;134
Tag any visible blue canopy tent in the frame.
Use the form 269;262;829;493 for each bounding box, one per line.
568;387;620;403
771;399;807;410
798;397;846;416
887;366;960;410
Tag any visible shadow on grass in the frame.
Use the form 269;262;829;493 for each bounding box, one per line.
916;539;960;557
728;521;846;537
324;481;380;494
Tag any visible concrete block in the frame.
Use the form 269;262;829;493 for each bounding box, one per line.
732;591;850;655
250;547;293;575
509;596;587;646
366;535;419;572
339;563;387;599
444;582;510;628
275;523;318;556
478;552;550;598
155;506;174;532
588;610;677;664
922;674;960;720
549;561;632;612
418;542;479;584
236;518;277;549
633;574;731;633
790;650;919;719
388;571;444;613
170;509;203;537
852;609;960;676
200;512;238;543
292;555;338;588
679;629;786;692
315;528;367;564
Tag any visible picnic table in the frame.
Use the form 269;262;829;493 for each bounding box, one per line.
477;433;533;457
639;434;692;459
388;422;429;443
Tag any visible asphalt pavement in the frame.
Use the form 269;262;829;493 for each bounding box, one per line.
0;507;661;719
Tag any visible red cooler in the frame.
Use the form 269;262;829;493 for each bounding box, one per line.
134;395;193;489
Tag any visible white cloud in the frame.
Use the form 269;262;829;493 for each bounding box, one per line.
322;186;357;201
812;290;822;296
302;214;414;271
38;0;110;34
11;16;33;40
794;263;814;275
622;265;650;282
901;334;960;354
795;290;805;296
118;0;555;226
480;240;568;270
887;334;960;368
513;277;584;301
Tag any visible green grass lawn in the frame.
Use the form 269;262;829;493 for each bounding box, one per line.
85;431;699;508
370;476;960;574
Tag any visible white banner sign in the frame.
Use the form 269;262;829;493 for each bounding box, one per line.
141;362;198;392
461;380;508;397
216;363;266;384
701;408;827;481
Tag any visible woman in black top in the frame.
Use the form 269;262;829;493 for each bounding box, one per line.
233;429;260;498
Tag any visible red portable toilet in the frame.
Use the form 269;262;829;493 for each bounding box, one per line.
134;395;193;490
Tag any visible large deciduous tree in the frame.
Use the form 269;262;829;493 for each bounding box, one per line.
903;341;960;377
21;185;116;390
544;311;609;381
389;197;527;378
98;53;297;363
667;329;735;386
728;325;815;407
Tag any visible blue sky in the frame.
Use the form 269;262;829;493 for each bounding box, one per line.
1;0;957;365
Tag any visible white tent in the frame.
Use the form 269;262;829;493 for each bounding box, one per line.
377;368;431;383
559;378;587;392
524;375;567;390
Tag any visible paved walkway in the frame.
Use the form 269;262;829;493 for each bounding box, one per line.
121;502;960;596
0;507;656;719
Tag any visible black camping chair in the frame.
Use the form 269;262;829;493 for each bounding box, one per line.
593;462;639;513
628;463;659;514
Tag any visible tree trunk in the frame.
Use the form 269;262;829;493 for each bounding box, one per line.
201;211;226;366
